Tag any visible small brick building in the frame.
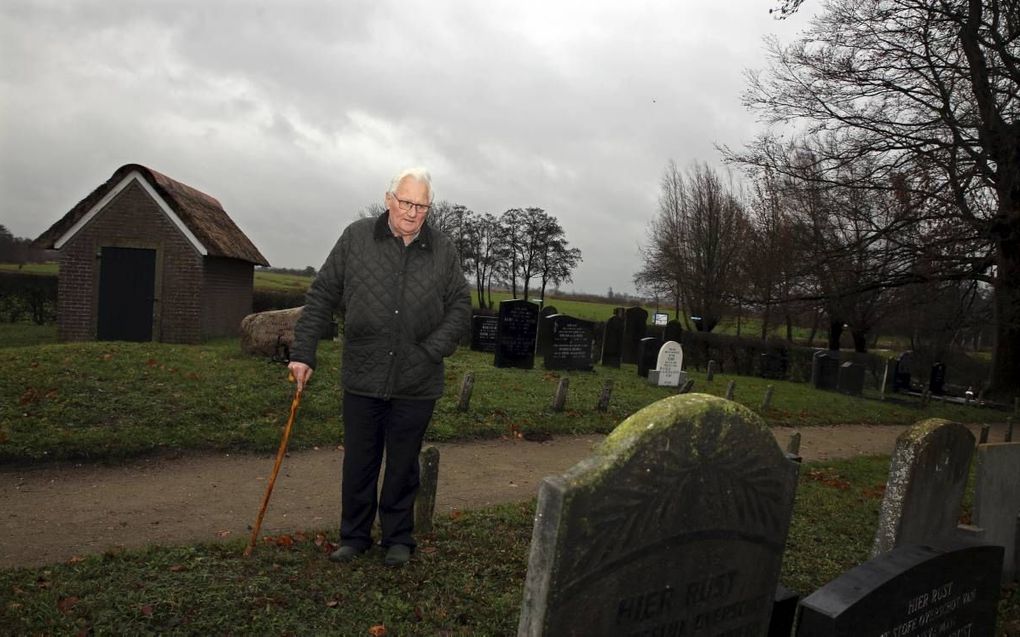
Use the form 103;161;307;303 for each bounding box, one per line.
35;164;270;343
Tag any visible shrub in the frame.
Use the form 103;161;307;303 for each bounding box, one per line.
0;272;57;324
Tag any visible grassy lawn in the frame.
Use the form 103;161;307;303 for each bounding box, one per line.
1;456;1016;635
0;328;1007;464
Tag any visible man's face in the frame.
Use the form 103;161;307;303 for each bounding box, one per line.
385;177;430;239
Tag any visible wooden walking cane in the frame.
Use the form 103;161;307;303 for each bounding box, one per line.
243;377;303;557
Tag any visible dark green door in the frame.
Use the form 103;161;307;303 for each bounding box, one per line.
97;247;156;341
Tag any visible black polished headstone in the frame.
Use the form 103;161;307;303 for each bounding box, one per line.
759;350;789;380
797;540;1003;637
545;315;595;372
894;351;913;392
929;362;947;396
836;361;866;396
621;306;648;365
601;315;623;368
494;299;539;369
637;337;662;378
536;306;558;360
811;350;840;391
470;314;498;352
663;319;683;344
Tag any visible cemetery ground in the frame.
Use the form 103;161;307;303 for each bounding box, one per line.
1;327;1018;634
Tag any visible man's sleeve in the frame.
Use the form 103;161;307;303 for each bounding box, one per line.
420;249;471;362
290;231;347;370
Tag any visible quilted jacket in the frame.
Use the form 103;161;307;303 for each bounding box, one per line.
291;213;471;400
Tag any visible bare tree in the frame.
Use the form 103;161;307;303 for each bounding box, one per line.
636;161;748;332
737;0;1019;392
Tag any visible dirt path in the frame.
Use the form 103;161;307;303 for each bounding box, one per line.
0;423;1008;569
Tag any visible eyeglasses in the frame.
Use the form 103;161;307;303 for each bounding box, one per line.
391;195;430;214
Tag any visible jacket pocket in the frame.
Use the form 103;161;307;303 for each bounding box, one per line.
394;344;442;397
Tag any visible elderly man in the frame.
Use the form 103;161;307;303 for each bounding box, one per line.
288;168;470;566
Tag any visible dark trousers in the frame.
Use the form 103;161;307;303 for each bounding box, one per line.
340;392;436;550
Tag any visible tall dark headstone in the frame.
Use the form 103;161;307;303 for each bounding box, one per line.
536;306;558;360
894;351;913;392
545;315;595;372
872;419;975;556
929;362;947;396
518;394;800;636
637;337;662;378
621;306;648;365
601;316;623;368
811;350;840;391
759;350;789;380
494;299;539;369
663;320;683;344
470;314;498;352
836;361;866;396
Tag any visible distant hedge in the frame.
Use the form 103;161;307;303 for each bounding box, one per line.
0;272;57;324
252;289;306;313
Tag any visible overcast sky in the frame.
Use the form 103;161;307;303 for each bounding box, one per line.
1;1;815;295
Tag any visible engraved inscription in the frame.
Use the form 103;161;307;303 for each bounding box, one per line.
878;580;979;637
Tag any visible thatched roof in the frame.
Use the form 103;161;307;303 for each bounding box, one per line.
35;164;270;266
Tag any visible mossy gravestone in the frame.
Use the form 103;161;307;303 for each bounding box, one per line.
872;419;974;557
518;394;800;637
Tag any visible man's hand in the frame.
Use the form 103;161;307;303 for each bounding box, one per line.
288;361;312;391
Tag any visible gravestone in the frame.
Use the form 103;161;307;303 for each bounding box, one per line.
881;357;896;398
470;314;498;352
929;362;947;396
536;306;558;360
972;442;1020;584
600;316;623;368
894;351;913;392
518;394;800;636
663;320;683;345
637;337;662;378
872;419;975;556
494;299;539;369
621;306;648;365
836;361;866;396
811;350;840;391
545;315;595;372
652;340;684;387
759;350;788;380
797;539;1003;637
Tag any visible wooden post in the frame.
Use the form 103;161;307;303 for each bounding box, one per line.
1006;418;1014;443
761;385;774;411
725;380;736;401
786;432;802;456
457;372;475;412
596;379;613;413
551;377;569;412
414;446;440;534
706;360;716;382
679;379;695;394
979;424;990;444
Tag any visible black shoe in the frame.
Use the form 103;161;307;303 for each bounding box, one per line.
329;545;366;562
383;544;411;567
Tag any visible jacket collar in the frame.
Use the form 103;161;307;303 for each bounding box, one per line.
374;211;433;250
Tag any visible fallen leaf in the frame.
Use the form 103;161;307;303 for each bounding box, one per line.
66;555;85;565
449;510;463;520
216;530;231;538
57;596;79;614
326;599;341;608
275;535;294;547
146;358;158;367
169;564;186;572
101;353;113;361
293;531;308;543
140;604;154;617
369;625;387;636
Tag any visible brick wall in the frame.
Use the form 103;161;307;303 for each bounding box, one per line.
201;256;254;338
57;179;204;343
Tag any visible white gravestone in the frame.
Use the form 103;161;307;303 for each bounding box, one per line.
653;340;684;387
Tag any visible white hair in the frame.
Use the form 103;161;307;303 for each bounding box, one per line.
387;167;434;202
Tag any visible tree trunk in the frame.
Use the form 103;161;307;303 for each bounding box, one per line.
760;304;771;341
851;329;868;353
988;214;1020;397
785;314;793;342
827;319;843;351
807;310;820;347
